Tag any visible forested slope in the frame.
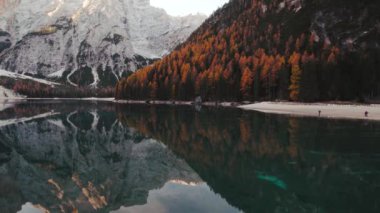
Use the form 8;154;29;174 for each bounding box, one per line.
116;0;380;102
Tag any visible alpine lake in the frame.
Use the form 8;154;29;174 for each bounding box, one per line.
0;100;379;213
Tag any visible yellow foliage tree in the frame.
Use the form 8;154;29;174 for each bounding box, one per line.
288;52;302;101
289;64;302;101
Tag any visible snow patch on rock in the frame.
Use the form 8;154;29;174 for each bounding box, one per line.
0;69;60;86
47;68;66;78
0;85;24;99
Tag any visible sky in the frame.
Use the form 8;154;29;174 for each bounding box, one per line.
150;0;230;16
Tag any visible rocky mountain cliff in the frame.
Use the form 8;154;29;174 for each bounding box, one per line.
0;0;206;87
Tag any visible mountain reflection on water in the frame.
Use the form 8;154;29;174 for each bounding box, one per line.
0;100;379;213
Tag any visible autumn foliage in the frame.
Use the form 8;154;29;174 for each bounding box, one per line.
116;0;380;102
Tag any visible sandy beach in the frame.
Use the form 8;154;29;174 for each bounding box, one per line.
239;102;380;121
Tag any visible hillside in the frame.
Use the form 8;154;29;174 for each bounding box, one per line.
116;0;380;102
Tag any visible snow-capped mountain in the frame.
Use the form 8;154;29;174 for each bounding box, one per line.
0;0;206;87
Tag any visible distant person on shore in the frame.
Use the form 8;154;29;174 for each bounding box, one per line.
318;110;321;117
365;111;369;117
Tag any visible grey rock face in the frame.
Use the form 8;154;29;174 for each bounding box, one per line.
0;30;11;54
0;0;206;87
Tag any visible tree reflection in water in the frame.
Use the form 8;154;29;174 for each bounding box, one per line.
118;104;380;213
0;101;379;213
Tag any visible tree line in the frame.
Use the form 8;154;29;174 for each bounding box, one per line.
0;77;114;98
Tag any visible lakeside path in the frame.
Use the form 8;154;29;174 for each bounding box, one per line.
2;98;380;121
239;102;380;121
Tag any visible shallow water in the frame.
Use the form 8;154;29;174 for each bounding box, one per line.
0;100;379;213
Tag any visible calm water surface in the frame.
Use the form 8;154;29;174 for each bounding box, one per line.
0;100;379;213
